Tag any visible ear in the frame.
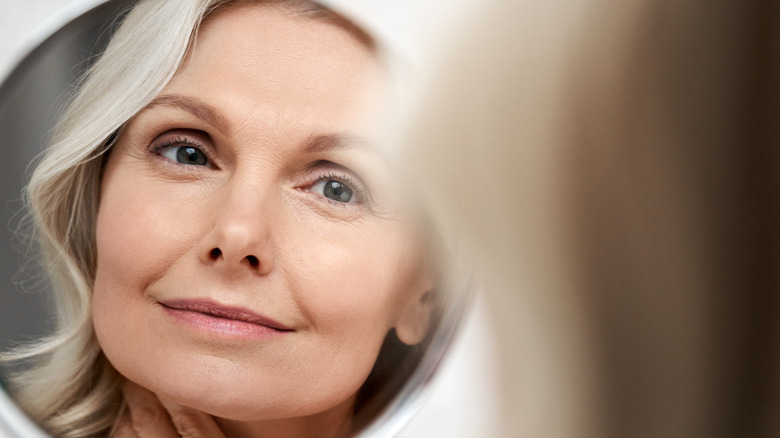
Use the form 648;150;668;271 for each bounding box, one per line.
394;285;435;346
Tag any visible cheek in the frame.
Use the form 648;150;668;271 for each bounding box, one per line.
94;193;150;290
92;160;196;367
281;229;425;406
290;225;423;335
93;172;156;370
94;158;198;292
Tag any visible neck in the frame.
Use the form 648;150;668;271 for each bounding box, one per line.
214;399;355;438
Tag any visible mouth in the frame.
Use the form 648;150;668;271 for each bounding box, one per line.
158;299;294;336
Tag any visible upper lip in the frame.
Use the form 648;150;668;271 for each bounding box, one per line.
158;299;294;332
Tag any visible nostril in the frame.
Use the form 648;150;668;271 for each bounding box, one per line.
246;255;259;267
209;248;222;260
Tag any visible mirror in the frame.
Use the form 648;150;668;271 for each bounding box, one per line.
0;1;469;437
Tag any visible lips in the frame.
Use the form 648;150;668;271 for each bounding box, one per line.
159;299;294;334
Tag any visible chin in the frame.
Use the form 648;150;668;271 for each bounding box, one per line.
126;362;352;423
165;383;356;427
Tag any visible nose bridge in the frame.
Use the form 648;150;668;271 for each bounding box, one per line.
203;169;276;274
222;171;269;223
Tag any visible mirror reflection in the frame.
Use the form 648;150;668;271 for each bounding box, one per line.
0;1;463;437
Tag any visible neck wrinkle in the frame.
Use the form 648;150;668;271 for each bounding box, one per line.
214;397;356;438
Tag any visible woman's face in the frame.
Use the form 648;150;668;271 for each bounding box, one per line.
92;4;431;432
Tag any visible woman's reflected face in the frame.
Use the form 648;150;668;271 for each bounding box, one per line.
92;3;431;431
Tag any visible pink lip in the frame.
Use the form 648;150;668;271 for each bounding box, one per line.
158;299;293;338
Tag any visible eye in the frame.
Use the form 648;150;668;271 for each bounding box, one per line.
160;145;209;166
310;179;355;203
150;132;212;167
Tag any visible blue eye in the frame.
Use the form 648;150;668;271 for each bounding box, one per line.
310;179;355;203
159;144;209;166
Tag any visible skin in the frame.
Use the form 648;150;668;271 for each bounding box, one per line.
93;5;432;438
115;381;226;438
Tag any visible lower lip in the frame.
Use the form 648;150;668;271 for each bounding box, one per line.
161;306;289;340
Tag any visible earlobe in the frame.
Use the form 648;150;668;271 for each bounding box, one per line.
395;290;434;346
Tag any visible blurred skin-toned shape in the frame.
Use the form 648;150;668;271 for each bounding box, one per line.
402;0;779;437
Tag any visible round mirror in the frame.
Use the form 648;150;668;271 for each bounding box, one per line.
0;1;469;437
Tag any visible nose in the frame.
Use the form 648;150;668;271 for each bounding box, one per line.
198;180;275;276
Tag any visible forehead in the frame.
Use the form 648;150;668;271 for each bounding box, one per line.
193;3;380;84
159;3;385;133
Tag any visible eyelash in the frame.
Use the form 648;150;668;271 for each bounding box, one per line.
149;135;213;167
307;169;369;206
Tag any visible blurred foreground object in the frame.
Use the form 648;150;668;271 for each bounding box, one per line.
400;0;779;437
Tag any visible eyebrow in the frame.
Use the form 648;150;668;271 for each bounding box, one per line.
304;134;375;154
144;94;231;134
